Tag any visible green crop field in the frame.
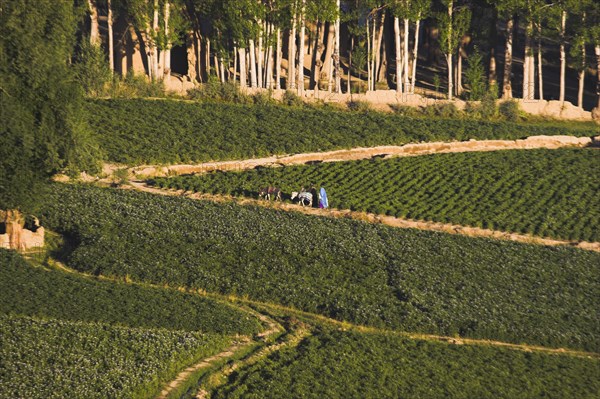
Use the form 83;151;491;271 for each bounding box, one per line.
150;148;600;243
214;327;600;399
41;184;600;351
0;314;232;399
0;249;262;335
85;99;599;165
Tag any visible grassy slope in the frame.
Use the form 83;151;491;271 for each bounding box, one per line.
150;148;600;242
41;184;600;351
213;327;600;399
0;249;262;335
85;99;599;165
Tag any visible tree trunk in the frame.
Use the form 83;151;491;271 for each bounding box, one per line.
577;13;586;108
107;0;114;73
205;37;210;80
233;46;237;83
367;17;372;91
457;46;465;97
374;12;385;89
257;22;264;88
163;0;171;82
311;21;324;90
289;15;296;89
411;18;421;94
298;0;306;94
187;30;197;82
238;47;247;87
275;28;282;89
523;25;530;100
249;39;257;88
348;36;353;95
323;22;335;91
394;17;402;94
152;0;160;79
403;18;410;93
537;22;543;100
559;10;566;103
596;45;600;109
87;0;100;46
502;17;514;99
334;0;341;93
447;1;453;100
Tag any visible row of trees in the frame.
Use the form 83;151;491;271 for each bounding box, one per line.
87;0;600;108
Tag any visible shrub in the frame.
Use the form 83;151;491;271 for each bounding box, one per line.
282;90;304;107
252;89;276;105
73;41;111;97
389;105;423;117
347;100;371;112
499;100;521;122
464;48;487;101
187;80;250;104
107;73;166;98
424;102;460;118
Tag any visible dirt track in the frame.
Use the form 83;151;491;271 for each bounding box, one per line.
114;135;594;179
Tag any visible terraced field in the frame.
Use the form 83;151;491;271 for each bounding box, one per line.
40;184;600;352
213;327;600;399
0;249;261;398
149;148;600;243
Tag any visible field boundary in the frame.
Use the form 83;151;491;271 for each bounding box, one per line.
112;135;595;179
127;181;600;253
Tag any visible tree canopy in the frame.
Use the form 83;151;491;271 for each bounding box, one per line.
0;0;101;211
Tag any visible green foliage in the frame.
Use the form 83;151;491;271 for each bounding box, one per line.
41;184;600;351
0;249;262;335
73;41;112;97
0;313;231;399
498;99;522;121
282;90;304;107
423;102;460;118
464;48;487;100
186;81;250;103
347;100;372;112
149;149;600;243
84;99;599;166
214;328;600;399
106;72;167;98
0;0;101;210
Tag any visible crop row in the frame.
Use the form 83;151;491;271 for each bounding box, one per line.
214;327;600;399
84;99;598;165
41;184;600;351
150;148;600;243
0;249;262;335
0;314;232;399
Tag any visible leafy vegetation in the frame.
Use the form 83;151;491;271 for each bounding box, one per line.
0;249;261;335
84;99;598;165
213;327;600;399
150;148;600;242
0;314;231;399
41;184;600;351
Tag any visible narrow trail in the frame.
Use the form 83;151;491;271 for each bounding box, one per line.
127;181;600;253
107;135;595;178
156;306;285;399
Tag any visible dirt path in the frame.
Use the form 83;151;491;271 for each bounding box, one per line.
127;181;600;253
110;135;595;178
156;306;283;399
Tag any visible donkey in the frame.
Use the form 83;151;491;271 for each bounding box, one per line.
290;189;313;207
258;186;282;201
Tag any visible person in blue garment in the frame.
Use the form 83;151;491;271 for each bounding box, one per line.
318;187;329;209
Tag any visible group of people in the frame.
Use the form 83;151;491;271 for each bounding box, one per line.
260;185;328;209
